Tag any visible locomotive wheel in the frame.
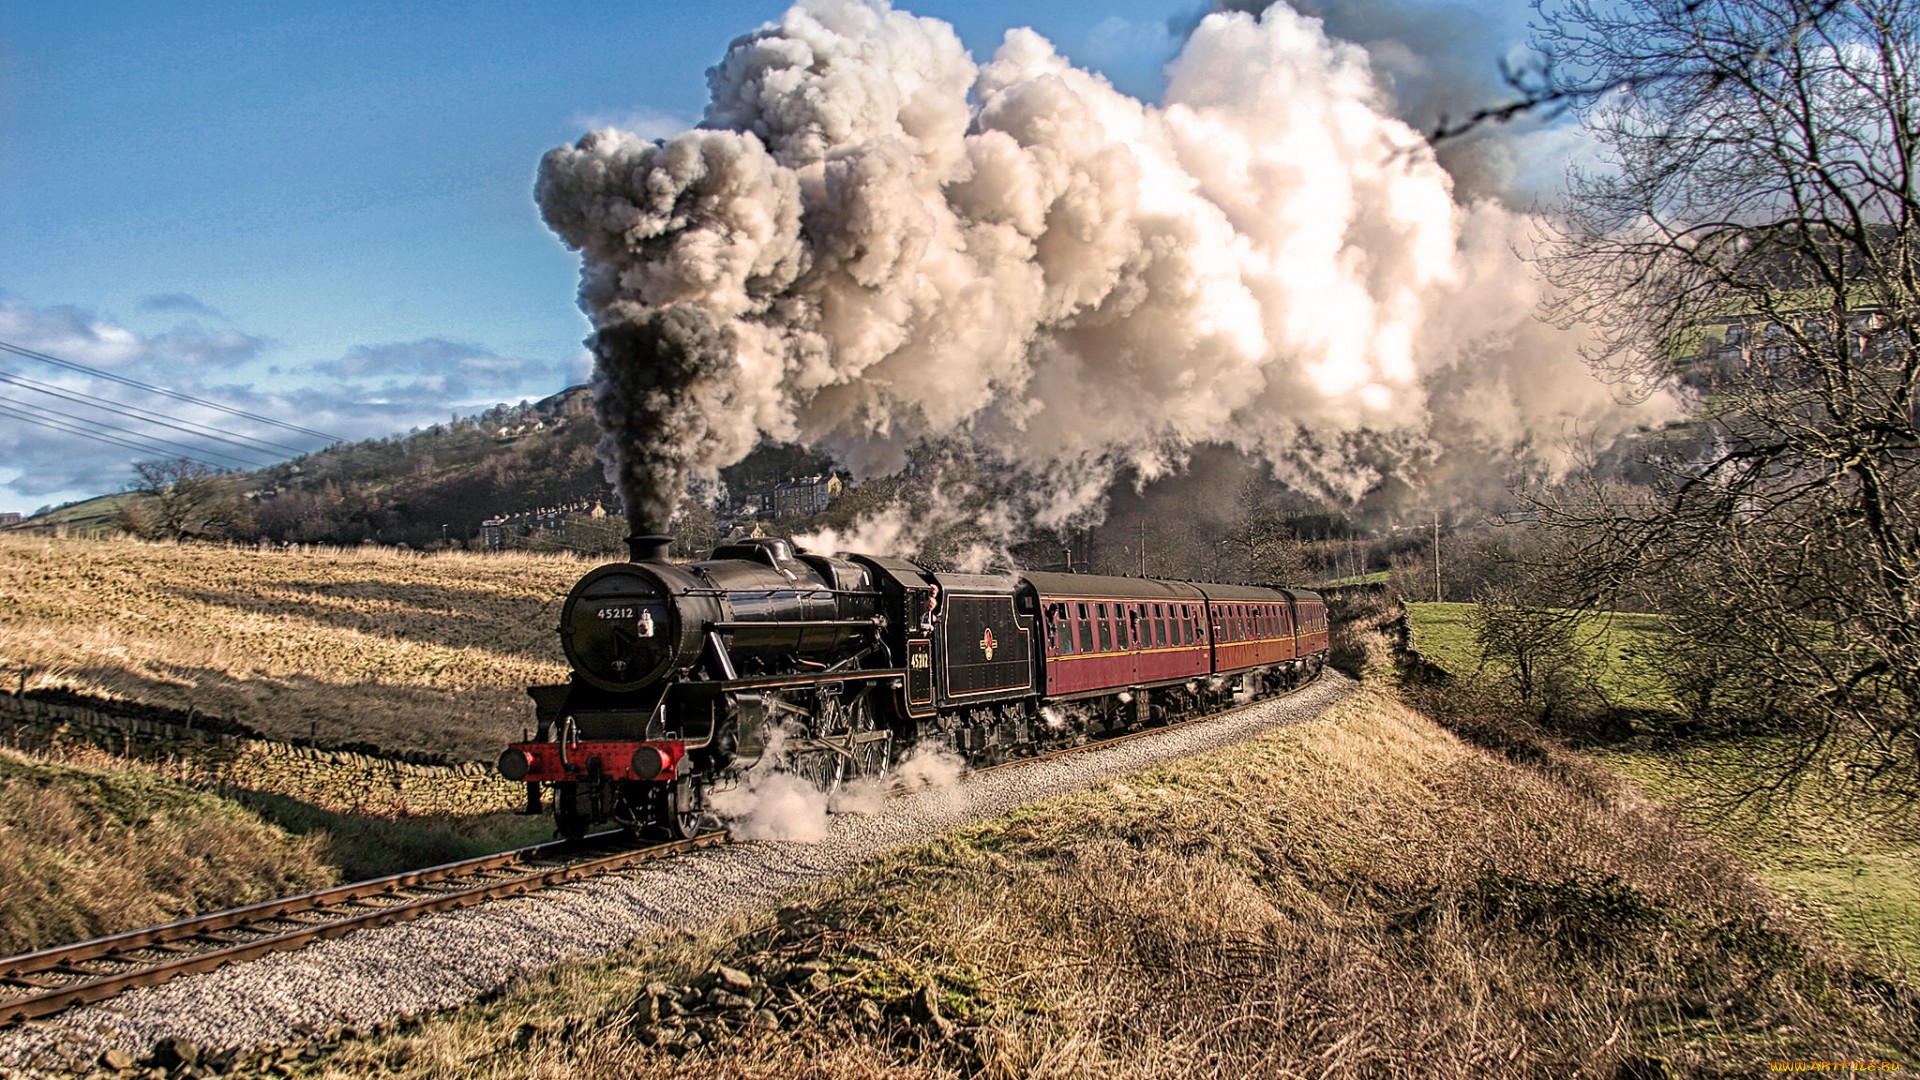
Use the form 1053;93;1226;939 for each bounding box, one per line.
661;780;705;840
791;748;848;793
788;688;883;793
554;783;589;841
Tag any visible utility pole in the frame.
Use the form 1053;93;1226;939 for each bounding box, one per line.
1140;518;1147;577
1433;509;1442;603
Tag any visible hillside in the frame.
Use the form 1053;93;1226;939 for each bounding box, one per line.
5;386;849;553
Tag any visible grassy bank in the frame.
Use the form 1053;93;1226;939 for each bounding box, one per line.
1600;745;1920;979
290;680;1916;1078
0;743;556;956
1407;601;1920;985
0;535;584;758
0;745;335;956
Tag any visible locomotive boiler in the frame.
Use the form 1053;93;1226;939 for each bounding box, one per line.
500;534;1328;839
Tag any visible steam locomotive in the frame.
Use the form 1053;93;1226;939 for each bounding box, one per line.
497;534;1329;839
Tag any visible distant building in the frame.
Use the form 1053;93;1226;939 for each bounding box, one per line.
1683;309;1892;390
773;475;844;519
478;499;603;552
725;474;842;521
0;512;21;527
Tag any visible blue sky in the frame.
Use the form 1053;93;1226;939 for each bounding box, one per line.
0;0;1534;514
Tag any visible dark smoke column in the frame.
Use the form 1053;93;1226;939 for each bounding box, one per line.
585;310;731;533
534;126;805;534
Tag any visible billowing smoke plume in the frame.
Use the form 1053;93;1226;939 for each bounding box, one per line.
537;0;1666;536
1183;1;1541;204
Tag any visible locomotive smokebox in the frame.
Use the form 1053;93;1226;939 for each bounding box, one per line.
626;534;672;563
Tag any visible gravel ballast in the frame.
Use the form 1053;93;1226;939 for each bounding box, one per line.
0;674;1354;1072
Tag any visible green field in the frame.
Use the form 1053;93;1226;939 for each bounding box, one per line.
1600;745;1920;976
1407;601;1919;978
1406;602;1675;713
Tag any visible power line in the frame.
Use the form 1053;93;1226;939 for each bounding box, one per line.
0;368;301;460
0;397;260;470
0;338;342;444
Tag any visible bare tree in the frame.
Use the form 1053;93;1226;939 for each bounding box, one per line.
1535;0;1920;795
1215;477;1314;584
1467;584;1590;721
119;458;254;541
1429;0;1853;143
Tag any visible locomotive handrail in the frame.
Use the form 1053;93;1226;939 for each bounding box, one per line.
707;618;883;632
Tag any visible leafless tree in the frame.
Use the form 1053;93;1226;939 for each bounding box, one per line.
1535;0;1920;796
1467;584;1590;721
119;458;254;542
1430;0;1853;143
1215;477;1313;584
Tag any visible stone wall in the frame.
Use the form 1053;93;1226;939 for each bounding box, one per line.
0;694;523;817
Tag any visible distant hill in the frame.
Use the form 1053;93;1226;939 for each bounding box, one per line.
8;385;838;552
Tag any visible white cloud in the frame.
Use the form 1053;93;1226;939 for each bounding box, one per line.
569;105;696;142
0;296;583;511
138;292;228;320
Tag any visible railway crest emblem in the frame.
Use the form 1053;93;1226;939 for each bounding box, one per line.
980;628;997;659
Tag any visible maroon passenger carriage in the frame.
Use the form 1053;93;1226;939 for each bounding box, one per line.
499;535;1328;839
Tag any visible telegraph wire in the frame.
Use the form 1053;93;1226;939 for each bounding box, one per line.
0;397;264;470
0;368;306;459
0;338;342;444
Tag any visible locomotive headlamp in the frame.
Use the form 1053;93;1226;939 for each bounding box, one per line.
497;748;534;782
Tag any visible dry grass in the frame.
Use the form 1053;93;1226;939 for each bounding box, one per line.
298;674;1918;1078
0;744;336;955
0;535;587;758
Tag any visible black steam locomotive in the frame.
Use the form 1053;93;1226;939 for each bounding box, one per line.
498;534;1328;838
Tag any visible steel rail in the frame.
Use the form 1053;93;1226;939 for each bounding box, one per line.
0;831;725;1026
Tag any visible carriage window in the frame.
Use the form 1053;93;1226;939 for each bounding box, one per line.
1097;603;1112;652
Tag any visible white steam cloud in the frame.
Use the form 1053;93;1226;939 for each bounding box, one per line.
537;0;1666;534
707;742;968;842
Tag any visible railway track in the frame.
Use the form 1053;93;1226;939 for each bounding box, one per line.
0;670;1321;1029
0;829;725;1027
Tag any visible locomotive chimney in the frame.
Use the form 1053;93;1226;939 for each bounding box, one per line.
626;534;672;562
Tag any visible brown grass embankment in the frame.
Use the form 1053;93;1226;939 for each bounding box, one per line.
0;536;586;759
298;635;1917;1077
0;744;336;957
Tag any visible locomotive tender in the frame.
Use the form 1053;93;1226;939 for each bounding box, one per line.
498;534;1329;839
